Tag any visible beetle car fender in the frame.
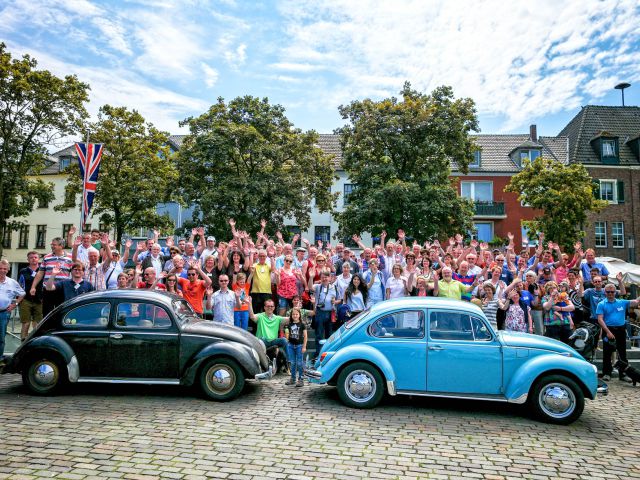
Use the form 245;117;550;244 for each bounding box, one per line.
505;353;597;402
182;342;259;385
318;343;396;386
9;335;76;376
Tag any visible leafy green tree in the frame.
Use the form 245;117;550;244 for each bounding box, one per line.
335;82;478;241
177;95;336;239
504;156;607;249
57;105;178;244
0;43;89;255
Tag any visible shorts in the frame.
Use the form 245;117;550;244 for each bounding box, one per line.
19;299;43;324
278;296;293;310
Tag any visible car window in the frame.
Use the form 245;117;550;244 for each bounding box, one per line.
62;302;110;328
369;310;424;338
429;311;492;341
115;303;173;329
172;299;197;326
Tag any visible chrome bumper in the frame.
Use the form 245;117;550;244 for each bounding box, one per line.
597;380;609;396
305;368;322;381
254;359;277;380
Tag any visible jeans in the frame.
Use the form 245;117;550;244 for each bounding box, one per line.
602;325;628;378
0;311;10;356
287;343;304;380
261;337;288;362
531;310;544;335
315;309;333;355
234;310;249;330
544;324;573;344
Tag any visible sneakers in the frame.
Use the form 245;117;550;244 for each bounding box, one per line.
602;374;611;381
619;375;633;383
296;379;304;387
285;378;296;386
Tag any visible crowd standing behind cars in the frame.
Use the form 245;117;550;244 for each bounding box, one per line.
2;220;640;384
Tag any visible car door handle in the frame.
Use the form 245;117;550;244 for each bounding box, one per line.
428;345;444;351
110;333;123;339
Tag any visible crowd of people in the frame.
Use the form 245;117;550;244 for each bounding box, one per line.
1;220;639;385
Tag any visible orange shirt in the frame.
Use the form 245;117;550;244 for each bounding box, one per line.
178;278;207;314
233;282;251;311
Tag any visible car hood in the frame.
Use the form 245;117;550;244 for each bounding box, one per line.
182;320;266;354
498;331;579;356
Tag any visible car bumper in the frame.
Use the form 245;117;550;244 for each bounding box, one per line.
254;359;277;380
306;368;324;383
0;354;13;374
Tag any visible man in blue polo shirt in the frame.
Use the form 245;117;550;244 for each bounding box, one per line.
596;283;639;382
45;261;95;302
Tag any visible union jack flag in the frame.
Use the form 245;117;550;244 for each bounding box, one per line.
75;142;104;229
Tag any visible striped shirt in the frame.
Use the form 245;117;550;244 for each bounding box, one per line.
84;263;109;291
39;253;73;281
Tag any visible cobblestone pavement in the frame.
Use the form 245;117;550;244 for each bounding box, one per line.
1;373;638;480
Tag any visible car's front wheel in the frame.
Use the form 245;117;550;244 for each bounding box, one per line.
337;362;384;409
23;355;67;395
199;358;245;401
529;374;584;425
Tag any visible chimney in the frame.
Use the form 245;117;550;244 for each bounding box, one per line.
529;124;538;142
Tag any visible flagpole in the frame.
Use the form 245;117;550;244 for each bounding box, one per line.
80;130;89;233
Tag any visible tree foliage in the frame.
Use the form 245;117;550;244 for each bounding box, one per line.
504;156;607;249
0;43;89;255
57;105;178;244
334;82;478;241
176;95;336;239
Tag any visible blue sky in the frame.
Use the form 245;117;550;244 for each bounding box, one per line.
2;0;640;140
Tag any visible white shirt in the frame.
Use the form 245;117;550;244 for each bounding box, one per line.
212;289;236;325
0;277;26;310
387;276;407;299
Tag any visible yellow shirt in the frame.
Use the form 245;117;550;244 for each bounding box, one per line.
437;279;466;300
251;262;272;294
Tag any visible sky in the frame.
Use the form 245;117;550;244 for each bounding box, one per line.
1;0;640;141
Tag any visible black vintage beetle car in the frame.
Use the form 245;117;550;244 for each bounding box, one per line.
1;290;274;400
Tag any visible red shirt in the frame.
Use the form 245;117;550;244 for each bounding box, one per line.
178;277;207;314
137;281;166;291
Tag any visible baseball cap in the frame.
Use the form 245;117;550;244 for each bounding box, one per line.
206;236;216;242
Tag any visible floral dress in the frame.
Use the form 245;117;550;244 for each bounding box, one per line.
504;303;530;332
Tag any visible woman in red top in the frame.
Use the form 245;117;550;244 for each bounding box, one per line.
275;255;305;315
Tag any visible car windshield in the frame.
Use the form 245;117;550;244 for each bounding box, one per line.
172;299;198;326
344;307;370;329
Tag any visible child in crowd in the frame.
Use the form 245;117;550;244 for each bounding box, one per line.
232;272;251;330
285;308;307;387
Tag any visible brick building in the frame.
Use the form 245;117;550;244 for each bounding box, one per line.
559;106;640;263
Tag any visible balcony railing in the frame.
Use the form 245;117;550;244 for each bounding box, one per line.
473;201;505;217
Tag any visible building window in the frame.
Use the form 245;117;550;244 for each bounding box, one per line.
612;222;624;248
2;229;11;249
36;225;47;249
287;225;301;247
314;226;330;244
594;222;607;248
37;197;49;208
469;150;481;168
521;224;538;247
517;149;541;166
472;222;493;243
59;156;72;171
62;224;73;243
83;223;91;233
98;222;110;234
461;181;493;202
18;225;30;249
599;179;616;203
602;140;616;158
343;184;355;205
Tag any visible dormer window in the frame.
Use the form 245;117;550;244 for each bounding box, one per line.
516;148;541;166
602;139;616;157
469;150;481;168
59;156;72;171
590;133;619;164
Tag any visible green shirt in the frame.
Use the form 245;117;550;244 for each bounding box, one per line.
255;312;283;340
437;279;466;300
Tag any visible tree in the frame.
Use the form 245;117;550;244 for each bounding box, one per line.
504;156;607;249
0;43;89;256
334;82;478;241
176;95;336;239
57;105;179;244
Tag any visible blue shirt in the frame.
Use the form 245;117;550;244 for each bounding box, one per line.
519;290;534;308
54;279;95;301
581;261;609;282
582;288;612;319
595;298;630;327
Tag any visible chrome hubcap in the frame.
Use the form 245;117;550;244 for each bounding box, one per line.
33;362;57;387
345;370;376;403
539;383;576;418
206;365;235;394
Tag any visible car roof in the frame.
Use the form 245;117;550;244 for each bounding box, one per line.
60;289;181;309
368;297;484;316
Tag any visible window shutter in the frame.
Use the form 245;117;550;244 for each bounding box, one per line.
617;180;625;204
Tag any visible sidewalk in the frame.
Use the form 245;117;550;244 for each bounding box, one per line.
2;315;22;355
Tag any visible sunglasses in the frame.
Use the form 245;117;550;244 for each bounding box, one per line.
285;259;292;263
219;279;229;282
187;273;197;276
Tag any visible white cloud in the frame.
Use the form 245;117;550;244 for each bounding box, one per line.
201;63;219;87
274;0;640;132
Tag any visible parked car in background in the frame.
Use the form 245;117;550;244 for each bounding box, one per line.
1;290;274;400
307;298;605;425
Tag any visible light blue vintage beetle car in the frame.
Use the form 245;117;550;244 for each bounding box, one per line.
307;297;604;424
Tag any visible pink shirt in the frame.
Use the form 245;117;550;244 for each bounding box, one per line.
277;269;298;299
